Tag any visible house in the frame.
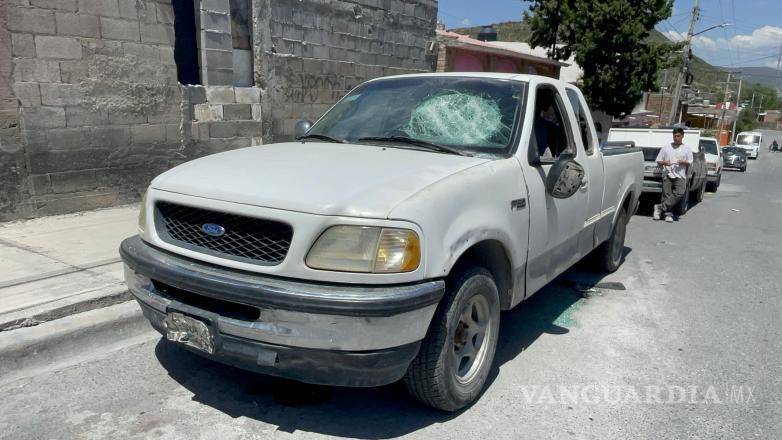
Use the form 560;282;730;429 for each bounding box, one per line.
434;28;567;79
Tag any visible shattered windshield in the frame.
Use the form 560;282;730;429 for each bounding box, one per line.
307;77;525;155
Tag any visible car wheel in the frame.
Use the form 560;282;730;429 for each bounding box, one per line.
708;174;721;192
741;165;746;172
677;182;690;216
694;178;706;202
404;267;500;412
594;208;627;273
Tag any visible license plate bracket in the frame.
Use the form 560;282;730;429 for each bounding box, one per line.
163;312;215;354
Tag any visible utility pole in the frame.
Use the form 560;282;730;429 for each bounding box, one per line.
730;78;742;144
669;0;700;125
717;72;732;145
777;44;782;95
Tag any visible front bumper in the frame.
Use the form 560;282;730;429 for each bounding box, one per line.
723;161;745;169
120;236;445;387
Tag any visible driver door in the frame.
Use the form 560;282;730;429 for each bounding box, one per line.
519;82;589;297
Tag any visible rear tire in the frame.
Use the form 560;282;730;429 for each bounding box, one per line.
404;268;500;412
594;208;627;273
677;182;690;216
694;178;706;202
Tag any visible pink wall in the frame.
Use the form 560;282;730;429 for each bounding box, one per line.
494;58;517;73
452;52;484;72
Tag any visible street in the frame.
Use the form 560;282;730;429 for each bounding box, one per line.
1;131;781;440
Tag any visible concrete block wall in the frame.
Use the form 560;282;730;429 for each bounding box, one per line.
189;85;264;154
1;0;438;219
4;0;186;219
197;0;235;85
258;0;438;140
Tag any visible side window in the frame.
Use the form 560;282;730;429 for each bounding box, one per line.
566;89;595;155
530;86;575;163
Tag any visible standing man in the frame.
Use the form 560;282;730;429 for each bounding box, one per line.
653;127;693;223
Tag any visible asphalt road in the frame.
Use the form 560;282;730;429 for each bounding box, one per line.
2;131;781;440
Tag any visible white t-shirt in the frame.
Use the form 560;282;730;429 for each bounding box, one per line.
656;143;693;179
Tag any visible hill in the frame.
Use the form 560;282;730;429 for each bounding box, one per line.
725;67;782;94
451;21;726;96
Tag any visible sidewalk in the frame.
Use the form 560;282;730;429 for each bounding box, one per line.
0;205;139;330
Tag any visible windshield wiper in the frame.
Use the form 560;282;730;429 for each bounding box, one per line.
357;136;470;156
297;133;345;143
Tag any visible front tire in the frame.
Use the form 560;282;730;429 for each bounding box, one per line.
404;268;500;412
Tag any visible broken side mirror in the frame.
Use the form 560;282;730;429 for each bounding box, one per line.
545;153;585;199
294;119;313;139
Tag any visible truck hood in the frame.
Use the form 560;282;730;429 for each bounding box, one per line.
151;142;488;218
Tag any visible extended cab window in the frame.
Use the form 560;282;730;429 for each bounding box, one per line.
307;77;525;156
566;89;594;155
531;86;575;162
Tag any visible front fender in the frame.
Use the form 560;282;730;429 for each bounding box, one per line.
388;158;529;286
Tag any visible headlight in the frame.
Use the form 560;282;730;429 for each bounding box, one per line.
138;190;148;233
306;226;420;273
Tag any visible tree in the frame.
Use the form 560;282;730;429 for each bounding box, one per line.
524;0;680;118
743;83;781;111
734;107;758;135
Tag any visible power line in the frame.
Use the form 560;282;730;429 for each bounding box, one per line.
720;53;781;66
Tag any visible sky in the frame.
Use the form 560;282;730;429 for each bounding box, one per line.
437;0;782;69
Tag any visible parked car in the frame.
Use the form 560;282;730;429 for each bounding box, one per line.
608;127;707;215
722;146;747;172
700;136;723;191
735;131;762;159
120;73;643;411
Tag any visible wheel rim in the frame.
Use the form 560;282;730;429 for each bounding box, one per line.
452;294;493;384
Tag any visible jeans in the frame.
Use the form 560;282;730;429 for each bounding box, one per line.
660;176;686;213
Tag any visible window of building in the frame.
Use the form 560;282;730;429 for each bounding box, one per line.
172;0;200;85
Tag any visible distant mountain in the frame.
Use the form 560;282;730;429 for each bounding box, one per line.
723;66;782;93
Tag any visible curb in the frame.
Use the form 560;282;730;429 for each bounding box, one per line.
0;300;158;385
0;286;131;332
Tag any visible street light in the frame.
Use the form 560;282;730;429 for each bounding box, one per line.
668;19;733;125
692;23;732;37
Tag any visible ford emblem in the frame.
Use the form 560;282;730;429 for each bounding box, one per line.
201;223;225;237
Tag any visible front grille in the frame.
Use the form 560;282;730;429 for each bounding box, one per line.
155;202;293;265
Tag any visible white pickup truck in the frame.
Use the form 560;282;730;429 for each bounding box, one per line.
121;73;642;411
